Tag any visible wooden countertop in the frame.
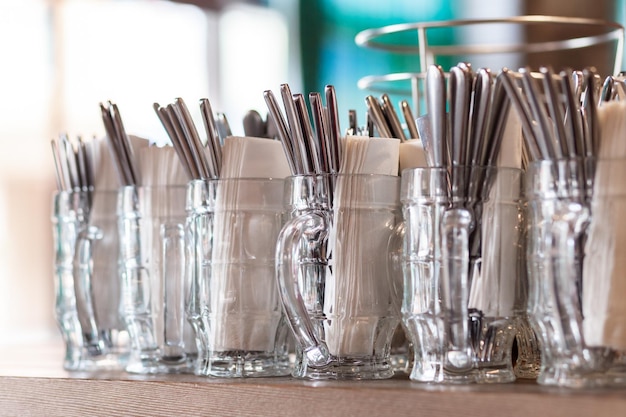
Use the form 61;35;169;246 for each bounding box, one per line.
1;340;625;417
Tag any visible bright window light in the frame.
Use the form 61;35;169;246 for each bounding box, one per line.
61;0;212;144
218;4;289;136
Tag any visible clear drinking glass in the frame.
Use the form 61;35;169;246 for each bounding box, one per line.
52;189;130;371
277;174;401;380
191;177;290;377
118;185;196;374
526;158;626;388
401;166;525;384
588;160;626;386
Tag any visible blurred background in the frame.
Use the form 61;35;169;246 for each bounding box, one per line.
0;0;624;344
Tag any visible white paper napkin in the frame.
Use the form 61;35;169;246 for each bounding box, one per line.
399;140;428;171
324;135;400;356
496;109;523;169
220;136;291;179
468;172;522;317
583;101;626;350
209;136;289;352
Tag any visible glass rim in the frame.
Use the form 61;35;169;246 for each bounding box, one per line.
401;165;524;175
285;172;400;180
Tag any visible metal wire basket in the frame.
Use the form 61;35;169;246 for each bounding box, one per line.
355;16;625;114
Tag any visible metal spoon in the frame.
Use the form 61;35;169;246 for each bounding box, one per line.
243;110;265;137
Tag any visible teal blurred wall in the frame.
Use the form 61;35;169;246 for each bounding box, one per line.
294;0;624;126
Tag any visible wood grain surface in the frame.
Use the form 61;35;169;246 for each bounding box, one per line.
1;341;625;417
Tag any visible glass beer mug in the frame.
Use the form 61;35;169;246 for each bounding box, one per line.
277;174;401;379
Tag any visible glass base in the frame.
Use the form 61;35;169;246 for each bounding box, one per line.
514;359;541;380
538;366;609;388
538;362;626;388
409;363;478;384
513;315;541;379
125;352;193;374
66;352;128;372
61;329;130;372
199;351;291;378
606;363;626;387
293;356;394;380
477;365;516;383
390;352;411;375
538;371;626;388
409;360;515;384
537;347;618;388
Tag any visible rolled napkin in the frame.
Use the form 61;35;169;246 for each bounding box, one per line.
209;136;291;352
137;144;189;187
324;136;400;356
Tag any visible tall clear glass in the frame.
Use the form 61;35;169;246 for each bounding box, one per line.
526;158;626;388
118;185;195;374
189;177;290;378
401;166;525;384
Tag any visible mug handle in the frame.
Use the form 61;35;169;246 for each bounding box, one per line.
276;210;331;368
73;225;105;356
53;197;83;367
441;208;473;372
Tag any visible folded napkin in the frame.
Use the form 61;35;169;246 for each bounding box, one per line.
220;136;291;179
495;110;523;169
583;101;626;350
209;136;290;352
468;109;522;317
399;140;428;171
324;136;400;356
468;171;523;317
337;135;400;176
137;144;189;187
